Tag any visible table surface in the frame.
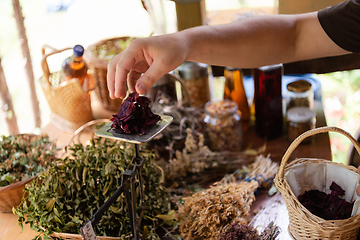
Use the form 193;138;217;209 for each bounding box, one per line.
0;100;331;240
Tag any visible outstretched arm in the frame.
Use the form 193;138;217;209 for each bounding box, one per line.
107;12;349;99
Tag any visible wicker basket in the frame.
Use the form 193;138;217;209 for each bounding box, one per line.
274;126;360;239
40;45;94;133
83;37;134;112
51;232;122;240
0;175;36;212
0;134;54;212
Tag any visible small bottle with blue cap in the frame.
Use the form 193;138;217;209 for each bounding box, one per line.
61;44;88;86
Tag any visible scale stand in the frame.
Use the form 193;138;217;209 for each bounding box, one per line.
80;115;173;240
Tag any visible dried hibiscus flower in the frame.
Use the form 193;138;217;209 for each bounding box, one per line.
110;92;161;134
298;181;354;220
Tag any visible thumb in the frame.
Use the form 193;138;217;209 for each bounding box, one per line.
135;64;168;95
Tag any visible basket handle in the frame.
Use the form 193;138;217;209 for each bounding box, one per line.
41;45;72;87
278;126;360;178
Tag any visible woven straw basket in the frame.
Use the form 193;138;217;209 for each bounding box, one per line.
51;232;123;240
0;134;52;212
274;126;360;239
0;175;36;212
40;45;94;133
83;37;134;112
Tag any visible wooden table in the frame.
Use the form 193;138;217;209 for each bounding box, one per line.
247;100;332;239
0;100;331;240
244;100;332;164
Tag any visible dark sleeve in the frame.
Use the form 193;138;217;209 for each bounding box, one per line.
318;0;360;53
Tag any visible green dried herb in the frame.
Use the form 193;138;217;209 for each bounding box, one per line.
91;38;134;61
14;137;170;239
0;134;56;187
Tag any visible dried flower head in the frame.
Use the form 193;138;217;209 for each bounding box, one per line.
110;92;161;134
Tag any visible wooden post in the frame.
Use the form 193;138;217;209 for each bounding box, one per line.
278;0;343;14
173;0;206;31
0;57;20;135
12;0;41;128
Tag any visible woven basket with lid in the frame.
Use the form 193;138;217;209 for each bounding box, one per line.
274;126;360;239
83;37;136;112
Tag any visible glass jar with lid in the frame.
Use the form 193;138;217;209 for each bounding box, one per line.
177;61;211;108
286;79;314;111
203;99;242;152
287;106;316;143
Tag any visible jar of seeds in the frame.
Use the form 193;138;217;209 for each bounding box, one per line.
177;61;211;108
203;99;242;152
287;106;316;143
286;79;314;112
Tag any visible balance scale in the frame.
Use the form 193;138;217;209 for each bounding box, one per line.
80;115;173;240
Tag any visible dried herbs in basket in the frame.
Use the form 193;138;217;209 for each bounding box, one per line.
14;137;170;239
91;37;134;62
298;181;354;220
0;134;56;187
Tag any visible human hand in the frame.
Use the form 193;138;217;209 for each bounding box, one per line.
107;33;189;99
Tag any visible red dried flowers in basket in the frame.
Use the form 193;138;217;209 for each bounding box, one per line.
274;126;360;239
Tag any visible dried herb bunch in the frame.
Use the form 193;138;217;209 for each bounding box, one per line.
175;155;279;240
148;91;204;160
220;154;279;189
219;223;258;240
176;180;258;240
219;221;280;240
157;128;257;186
14;137;170;239
0;134;56;187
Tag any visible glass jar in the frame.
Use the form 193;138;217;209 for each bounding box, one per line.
177;61;211;108
203;99;242;152
286;79;314;111
287;106;316;143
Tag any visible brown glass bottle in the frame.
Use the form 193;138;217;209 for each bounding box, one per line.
223;67;250;131
61;44;88;86
253;64;283;140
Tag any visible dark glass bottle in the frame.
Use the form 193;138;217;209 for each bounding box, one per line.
61;44;88;86
253;64;283;139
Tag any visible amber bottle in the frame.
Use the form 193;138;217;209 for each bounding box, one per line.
61;44;88;86
223;67;250;131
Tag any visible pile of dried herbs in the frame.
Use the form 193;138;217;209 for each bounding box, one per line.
176;181;258;240
0;134;56;187
175;155;279;240
298;181;354;220
91;37;134;62
14;137;170;239
148;92;203;160
157;128;259;187
219;221;280;240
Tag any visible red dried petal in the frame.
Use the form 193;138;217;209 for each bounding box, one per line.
110;92;161;134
